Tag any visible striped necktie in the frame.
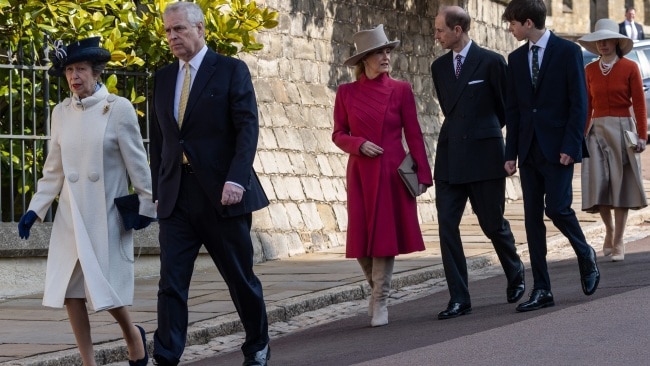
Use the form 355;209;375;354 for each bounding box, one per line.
178;62;191;127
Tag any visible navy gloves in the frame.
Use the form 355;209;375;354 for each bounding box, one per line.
18;210;38;239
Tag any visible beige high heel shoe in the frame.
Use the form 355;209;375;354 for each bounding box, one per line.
602;231;613;256
611;241;625;261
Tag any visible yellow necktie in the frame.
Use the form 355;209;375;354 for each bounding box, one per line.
178;63;191;127
179;63;191;164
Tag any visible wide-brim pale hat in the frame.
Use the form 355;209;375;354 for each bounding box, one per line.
577;18;633;56
344;24;400;66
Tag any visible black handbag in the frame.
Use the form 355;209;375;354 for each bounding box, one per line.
114;194;153;230
398;153;420;197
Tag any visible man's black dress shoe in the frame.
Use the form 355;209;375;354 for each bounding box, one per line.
516;289;554;312
243;344;270;366
578;247;600;296
506;262;526;303
437;302;472;320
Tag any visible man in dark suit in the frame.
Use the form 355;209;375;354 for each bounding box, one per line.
431;5;525;320
502;0;600;312
619;6;645;40
149;2;270;365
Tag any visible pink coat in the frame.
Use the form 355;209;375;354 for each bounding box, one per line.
332;73;433;258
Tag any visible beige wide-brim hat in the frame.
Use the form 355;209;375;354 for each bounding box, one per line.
343;24;400;66
577;18;633;56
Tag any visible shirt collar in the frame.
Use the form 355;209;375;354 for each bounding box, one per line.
453;40;473;60
530;29;550;51
179;45;208;72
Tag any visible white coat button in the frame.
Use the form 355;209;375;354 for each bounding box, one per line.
88;172;100;182
68;173;79;182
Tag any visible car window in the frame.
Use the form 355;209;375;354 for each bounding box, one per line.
640;48;650;79
582;51;599;66
626;50;641;65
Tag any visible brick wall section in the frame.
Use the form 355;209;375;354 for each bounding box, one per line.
242;0;519;261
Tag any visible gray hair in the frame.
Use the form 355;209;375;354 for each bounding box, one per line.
91;61;107;76
164;2;205;26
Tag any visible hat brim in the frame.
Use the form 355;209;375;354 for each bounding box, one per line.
48;48;111;77
343;40;400;66
577;31;633;56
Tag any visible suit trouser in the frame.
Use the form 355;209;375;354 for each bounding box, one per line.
436;177;520;304
153;171;269;364
520;138;592;291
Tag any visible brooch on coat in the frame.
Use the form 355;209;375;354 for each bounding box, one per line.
103;104;110;114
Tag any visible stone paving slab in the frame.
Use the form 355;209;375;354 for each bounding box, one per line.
1;176;650;366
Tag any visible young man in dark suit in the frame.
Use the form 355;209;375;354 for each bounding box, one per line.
431;5;525;320
619;6;645;40
502;0;600;312
149;2;270;365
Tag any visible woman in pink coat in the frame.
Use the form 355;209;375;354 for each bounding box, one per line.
332;25;433;327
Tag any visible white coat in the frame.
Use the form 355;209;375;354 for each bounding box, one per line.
28;85;156;311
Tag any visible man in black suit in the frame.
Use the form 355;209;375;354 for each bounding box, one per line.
149;2;270;365
431;5;525;320
502;0;600;312
619;6;645;40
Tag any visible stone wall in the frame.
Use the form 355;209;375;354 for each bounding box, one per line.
547;0;592;39
551;0;645;40
244;0;519;260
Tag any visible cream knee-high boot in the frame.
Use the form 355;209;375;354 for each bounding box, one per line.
612;208;629;261
357;257;374;316
370;256;394;327
599;206;614;256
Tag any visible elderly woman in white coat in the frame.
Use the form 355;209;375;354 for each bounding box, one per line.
17;37;156;366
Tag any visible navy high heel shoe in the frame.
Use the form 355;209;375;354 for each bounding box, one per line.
128;325;148;366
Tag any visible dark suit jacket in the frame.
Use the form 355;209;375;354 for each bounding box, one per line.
150;49;269;219
504;32;587;165
619;21;645;40
431;42;508;184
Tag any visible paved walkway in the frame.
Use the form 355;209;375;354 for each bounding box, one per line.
1;177;650;366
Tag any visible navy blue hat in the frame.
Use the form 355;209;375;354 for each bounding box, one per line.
48;37;111;77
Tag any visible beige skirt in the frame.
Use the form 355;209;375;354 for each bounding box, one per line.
581;116;647;212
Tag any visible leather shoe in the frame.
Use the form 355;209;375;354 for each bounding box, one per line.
437;302;472;320
506;261;526;303
243;344;270;366
516;289;554;312
578;247;600;296
128;325;148;366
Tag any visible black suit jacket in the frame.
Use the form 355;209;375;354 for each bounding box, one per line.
619;21;645;40
431;42;508;184
504;32;587;165
150;49;269;219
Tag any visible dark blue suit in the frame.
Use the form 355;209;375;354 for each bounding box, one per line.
432;42;521;304
150;49;269;364
505;32;591;291
619;21;645;40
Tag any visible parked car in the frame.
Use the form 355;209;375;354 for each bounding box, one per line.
582;39;650;139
